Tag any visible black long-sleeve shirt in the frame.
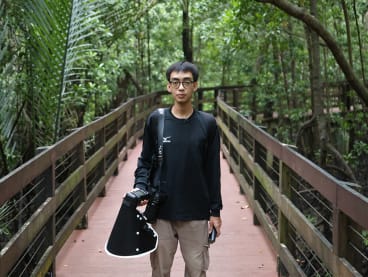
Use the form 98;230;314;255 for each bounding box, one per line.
134;108;222;220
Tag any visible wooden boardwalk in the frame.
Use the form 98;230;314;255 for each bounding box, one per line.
56;141;277;277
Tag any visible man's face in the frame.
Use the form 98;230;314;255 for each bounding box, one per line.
167;71;198;104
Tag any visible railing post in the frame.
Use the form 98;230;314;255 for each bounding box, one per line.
113;117;119;177
122;109;128;161
36;146;57;276
236;114;241;173
198;89;203;111
278;162;293;276
46;159;57;276
332;208;348;259
77;141;88;229
253;140;260;226
131;101;137;148
233;89;239;110
214;89;218;116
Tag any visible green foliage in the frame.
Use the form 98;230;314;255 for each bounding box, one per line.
306;214;318;226
0;201;12;239
363;230;368;247
345;141;368;165
0;0;158;174
1;0;368;189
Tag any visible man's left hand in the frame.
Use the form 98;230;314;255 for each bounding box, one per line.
209;216;222;238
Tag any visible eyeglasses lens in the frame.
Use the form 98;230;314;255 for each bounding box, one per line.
170;81;192;89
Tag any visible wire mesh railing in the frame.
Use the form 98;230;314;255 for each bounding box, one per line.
288;223;332;277
217;96;368;277
289;170;333;243
0;93;160;276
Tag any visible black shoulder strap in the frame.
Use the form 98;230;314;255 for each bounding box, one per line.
152;108;165;188
156;108;165;162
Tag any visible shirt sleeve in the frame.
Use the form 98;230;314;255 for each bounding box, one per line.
134;112;156;190
205;117;223;217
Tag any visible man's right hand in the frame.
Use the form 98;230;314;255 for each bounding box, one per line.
132;188;149;206
124;188;150;207
138;199;149;206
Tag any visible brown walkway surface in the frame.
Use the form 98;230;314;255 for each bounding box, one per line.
56;141;277;277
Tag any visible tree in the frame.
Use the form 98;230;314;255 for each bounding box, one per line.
182;0;193;62
0;0;158;175
256;0;368;106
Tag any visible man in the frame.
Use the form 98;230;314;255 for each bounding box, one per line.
133;61;222;277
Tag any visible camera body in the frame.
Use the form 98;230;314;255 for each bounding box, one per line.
123;188;162;224
143;190;161;223
123;189;150;208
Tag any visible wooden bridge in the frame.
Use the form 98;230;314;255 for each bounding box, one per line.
0;87;367;277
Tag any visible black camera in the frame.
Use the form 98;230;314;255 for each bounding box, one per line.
143;190;161;224
123;188;163;224
123;189;150;208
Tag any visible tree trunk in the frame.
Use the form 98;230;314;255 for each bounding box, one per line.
287;20;297;110
341;0;353;66
182;0;193;62
146;14;152;92
342;0;357;153
353;0;366;83
308;0;328;166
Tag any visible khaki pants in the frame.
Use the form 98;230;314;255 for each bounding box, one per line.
150;219;209;277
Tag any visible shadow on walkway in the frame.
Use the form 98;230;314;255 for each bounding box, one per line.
56;141;277;277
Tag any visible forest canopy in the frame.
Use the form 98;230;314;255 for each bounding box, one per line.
1;0;368;195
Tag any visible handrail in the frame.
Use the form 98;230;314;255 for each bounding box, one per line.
216;96;368;277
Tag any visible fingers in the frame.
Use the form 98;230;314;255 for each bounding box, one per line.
208;222;214;233
209;216;222;237
138;199;149;206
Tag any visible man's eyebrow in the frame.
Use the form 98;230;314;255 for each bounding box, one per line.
170;77;193;81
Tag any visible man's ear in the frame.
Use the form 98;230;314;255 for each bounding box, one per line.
167;83;172;93
193;81;198;92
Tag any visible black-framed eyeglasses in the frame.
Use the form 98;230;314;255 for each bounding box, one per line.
169;80;194;89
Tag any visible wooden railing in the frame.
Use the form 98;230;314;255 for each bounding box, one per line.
0;85;367;277
216;96;368;277
0;93;160;277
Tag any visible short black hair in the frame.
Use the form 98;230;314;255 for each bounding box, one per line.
166;61;199;81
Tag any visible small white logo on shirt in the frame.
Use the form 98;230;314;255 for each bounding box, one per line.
163;136;171;143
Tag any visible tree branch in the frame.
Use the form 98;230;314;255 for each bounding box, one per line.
326;142;357;183
256;0;368;106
